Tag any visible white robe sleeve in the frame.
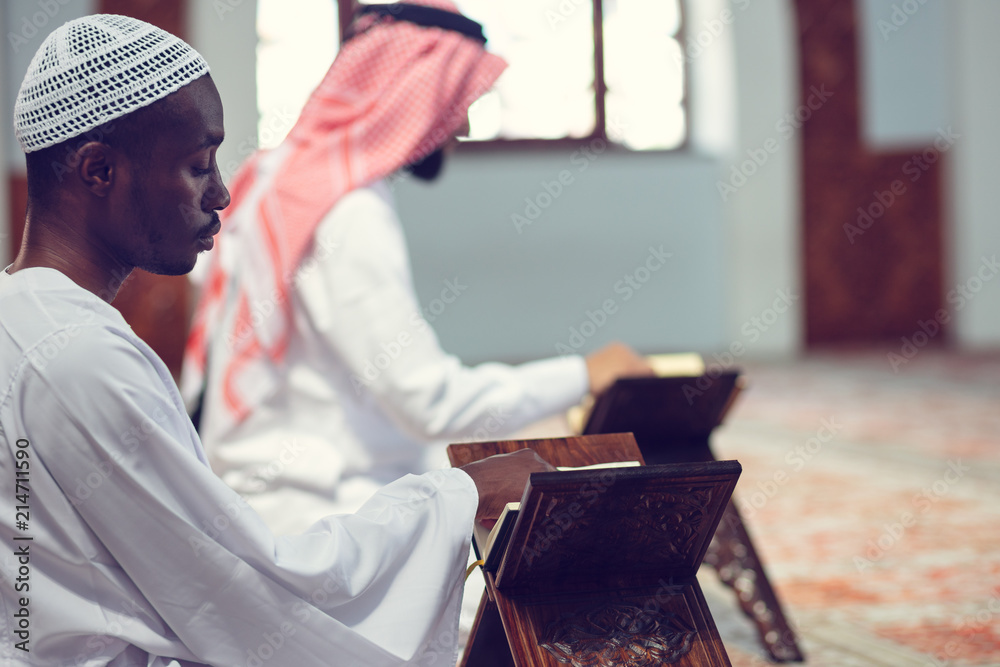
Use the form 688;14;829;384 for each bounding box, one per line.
296;186;589;442
19;325;477;666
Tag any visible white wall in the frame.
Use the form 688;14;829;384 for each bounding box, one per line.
719;0;802;360
396;0;802;364
188;0;259;187
948;0;1000;348
856;0;951;149
395;151;727;363
854;0;1000;349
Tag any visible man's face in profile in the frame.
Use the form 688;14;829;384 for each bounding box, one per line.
113;75;229;276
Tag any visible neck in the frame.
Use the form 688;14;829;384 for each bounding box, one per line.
11;208;133;303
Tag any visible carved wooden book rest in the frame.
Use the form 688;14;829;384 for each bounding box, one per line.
449;435;739;667
581;373;805;662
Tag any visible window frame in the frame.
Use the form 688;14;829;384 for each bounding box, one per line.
337;0;690;152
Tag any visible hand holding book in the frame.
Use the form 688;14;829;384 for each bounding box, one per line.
584;342;655;396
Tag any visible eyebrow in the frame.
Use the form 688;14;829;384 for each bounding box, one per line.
197;133;225;150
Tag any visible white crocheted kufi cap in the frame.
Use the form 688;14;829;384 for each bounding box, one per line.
14;14;209;153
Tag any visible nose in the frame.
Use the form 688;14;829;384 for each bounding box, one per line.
215;180;231;211
206;169;231;212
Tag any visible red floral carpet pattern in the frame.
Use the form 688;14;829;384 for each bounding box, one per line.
701;351;1000;666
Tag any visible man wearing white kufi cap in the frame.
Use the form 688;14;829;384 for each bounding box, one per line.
0;14;550;667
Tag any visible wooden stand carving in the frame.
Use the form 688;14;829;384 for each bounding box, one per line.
581;372;806;662
449;435;740;667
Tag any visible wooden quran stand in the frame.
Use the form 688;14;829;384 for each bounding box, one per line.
581;372;805;662
448;434;739;667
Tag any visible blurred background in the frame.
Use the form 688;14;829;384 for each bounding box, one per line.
3;3;999;664
4;0;997;373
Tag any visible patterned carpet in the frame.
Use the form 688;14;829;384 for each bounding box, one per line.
699;351;1000;666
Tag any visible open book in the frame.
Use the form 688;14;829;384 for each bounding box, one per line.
567;352;707;433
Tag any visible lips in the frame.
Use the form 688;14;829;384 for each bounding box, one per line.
201;214;222;237
198;218;221;251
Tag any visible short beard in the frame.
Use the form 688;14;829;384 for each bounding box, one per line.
127;174;195;276
404;148;446;182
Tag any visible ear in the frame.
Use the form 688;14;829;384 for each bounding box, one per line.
75;141;117;197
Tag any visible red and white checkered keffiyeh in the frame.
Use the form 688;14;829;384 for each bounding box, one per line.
183;0;506;431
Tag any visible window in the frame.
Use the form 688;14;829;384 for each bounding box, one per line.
256;0;340;150
256;0;687;151
456;0;687;150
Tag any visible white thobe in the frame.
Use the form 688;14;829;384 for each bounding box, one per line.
191;172;588;534
0;267;476;666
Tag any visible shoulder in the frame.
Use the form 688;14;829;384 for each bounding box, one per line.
0;269;173;402
1;267;120;331
1;270;199;463
1;268;122;372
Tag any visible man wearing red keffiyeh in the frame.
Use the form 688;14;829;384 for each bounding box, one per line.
182;0;652;535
